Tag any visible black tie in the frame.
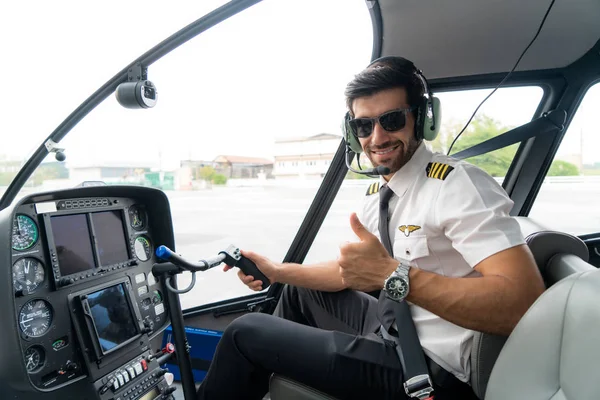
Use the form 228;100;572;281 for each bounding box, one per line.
378;185;395;255
377;185;398;331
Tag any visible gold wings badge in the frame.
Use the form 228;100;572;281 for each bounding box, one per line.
398;225;421;237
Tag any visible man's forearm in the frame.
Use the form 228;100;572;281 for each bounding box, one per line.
275;260;347;292
407;269;541;336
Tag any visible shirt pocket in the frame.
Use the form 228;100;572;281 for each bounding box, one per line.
393;235;430;264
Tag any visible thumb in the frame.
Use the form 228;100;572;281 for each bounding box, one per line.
350;213;374;241
240;249;262;264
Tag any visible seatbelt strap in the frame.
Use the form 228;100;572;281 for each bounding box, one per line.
380;320;434;399
450;109;566;160
378;185;434;400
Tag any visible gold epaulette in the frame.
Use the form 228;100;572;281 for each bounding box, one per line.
365;182;380;196
426;162;454;180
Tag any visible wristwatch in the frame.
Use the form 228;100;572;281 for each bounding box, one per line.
383;262;411;302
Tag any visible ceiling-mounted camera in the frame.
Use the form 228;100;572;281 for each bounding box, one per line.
116;80;158;109
115;62;158;109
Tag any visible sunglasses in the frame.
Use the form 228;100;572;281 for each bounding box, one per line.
349;107;414;138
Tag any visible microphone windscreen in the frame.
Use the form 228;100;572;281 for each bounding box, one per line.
375;166;391;175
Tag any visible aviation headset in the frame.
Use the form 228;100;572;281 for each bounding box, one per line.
342;56;442;154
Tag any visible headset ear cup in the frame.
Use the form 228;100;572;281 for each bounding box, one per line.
342;112;364;153
414;97;427;141
422;96;441;141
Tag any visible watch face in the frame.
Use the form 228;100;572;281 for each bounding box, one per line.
385;276;409;301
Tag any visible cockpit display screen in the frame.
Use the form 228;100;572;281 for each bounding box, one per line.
51;214;95;276
92;210;129;266
87;283;138;353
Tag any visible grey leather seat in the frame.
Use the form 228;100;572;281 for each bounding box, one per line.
270;218;594;400
485;268;600;399
469;218;593;398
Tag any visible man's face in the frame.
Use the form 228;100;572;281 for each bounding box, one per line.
352;87;421;179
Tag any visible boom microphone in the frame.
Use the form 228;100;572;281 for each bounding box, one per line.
345;148;391;176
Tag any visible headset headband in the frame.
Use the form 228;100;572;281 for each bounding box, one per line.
367;56;433;103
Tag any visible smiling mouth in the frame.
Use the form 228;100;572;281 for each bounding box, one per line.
370;143;401;156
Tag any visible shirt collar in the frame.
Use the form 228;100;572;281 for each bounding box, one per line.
380;142;432;198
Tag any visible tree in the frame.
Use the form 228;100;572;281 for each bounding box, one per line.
211;173;228;185
547;160;579;176
198;166;216;181
197;165;227;185
432;115;518;177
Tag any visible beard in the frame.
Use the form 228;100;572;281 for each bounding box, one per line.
365;138;421;175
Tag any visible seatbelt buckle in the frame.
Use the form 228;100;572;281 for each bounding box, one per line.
404;374;434;399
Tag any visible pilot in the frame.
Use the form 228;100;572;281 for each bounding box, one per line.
196;57;545;400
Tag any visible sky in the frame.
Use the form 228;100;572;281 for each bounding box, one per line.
1;0;599;174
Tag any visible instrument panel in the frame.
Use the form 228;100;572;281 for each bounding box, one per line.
0;186;176;399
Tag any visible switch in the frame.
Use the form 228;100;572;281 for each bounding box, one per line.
134;363;144;375
141;359;148;371
117;374;125;386
112;378;120;391
127;367;136;379
122;371;130;383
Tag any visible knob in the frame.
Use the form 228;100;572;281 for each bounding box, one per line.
59;277;74;287
141;319;154;334
164;387;176;395
154;369;168;378
66;361;78;372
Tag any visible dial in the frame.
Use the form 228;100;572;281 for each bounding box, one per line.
24;346;45;373
12;215;39;251
134;236;152;262
128;205;147;230
19;300;53;338
13;258;45;294
385;276;409;300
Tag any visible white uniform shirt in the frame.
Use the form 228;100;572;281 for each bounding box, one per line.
359;142;525;383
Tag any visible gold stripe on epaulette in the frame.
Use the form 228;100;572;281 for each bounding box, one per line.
365;182;380;196
426;162;454;180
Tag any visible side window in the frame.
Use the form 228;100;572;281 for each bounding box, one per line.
528;83;600;235
433;86;544;179
306;86;544;263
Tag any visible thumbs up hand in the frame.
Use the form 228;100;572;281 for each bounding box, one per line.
338;213;399;292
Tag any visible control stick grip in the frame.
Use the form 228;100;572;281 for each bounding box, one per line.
220;245;271;289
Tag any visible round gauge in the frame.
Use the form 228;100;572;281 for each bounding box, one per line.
128;205;147;230
19;300;53;338
13;258;45;294
134;236;152;261
24;346;45;373
12;215;39;251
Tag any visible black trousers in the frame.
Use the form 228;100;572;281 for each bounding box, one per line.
196;286;476;400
